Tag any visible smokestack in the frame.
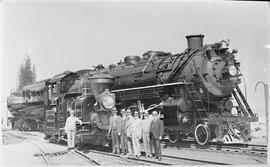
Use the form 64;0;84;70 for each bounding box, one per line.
88;73;114;99
186;34;204;49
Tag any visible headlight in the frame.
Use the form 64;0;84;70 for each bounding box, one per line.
228;65;237;76
101;96;115;109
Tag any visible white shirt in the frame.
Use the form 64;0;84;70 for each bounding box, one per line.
131;117;142;137
65;116;82;131
141;118;152;133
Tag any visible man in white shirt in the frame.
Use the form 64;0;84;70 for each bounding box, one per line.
131;111;142;157
64;109;82;150
141;111;152;157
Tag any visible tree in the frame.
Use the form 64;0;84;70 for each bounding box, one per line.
32;65;36;83
17;55;37;91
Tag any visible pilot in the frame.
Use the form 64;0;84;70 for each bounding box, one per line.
64;109;82;150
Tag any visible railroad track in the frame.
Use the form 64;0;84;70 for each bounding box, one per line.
8;131;266;165
77;145;233;165
74;149;101;165
163;140;267;157
17;131;268;156
7;132;50;165
37;150;100;166
161;154;231;165
6;132;99;166
77;147;172;165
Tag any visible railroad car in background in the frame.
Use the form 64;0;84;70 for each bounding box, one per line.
7;79;50;131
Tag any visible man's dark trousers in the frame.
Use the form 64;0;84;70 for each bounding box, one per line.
121;133;128;153
150;133;161;159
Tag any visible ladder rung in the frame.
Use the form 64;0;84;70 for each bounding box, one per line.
189;91;197;93
194;100;201;102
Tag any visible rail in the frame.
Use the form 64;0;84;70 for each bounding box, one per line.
74;149;101;165
163;140;267;157
7;132;50;165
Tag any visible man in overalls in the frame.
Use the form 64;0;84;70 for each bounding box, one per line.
64;109;82;150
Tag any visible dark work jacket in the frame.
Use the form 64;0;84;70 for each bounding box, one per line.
149;119;164;139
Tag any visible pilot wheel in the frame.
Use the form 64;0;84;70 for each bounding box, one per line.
194;124;211;145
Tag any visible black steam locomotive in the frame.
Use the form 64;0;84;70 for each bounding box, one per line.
86;34;258;145
7;34;258;146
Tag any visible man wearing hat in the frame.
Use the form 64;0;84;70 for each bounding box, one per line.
141;111;152;157
108;107;122;154
131;111;142;158
64;109;82;150
125;109;134;156
149;111;164;161
120;109;128;154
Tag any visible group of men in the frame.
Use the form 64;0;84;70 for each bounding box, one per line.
108;107;164;161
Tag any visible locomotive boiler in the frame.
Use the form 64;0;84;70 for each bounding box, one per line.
82;34;258;145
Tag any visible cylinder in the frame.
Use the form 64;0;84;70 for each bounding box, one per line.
186;34;204;49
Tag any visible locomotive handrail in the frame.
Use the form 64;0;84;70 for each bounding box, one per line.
168;49;200;82
111;81;192;93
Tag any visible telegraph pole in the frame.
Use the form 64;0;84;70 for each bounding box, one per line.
255;82;269;161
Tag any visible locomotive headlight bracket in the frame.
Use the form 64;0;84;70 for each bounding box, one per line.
228;65;237;76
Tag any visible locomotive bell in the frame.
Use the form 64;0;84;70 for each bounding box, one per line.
124;56;141;65
88;73;114;99
186;34;204;49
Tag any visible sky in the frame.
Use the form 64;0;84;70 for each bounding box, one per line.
0;0;269;123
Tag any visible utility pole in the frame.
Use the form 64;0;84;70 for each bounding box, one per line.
255;81;269;164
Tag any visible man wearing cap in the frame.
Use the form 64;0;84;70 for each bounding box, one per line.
64;109;82;150
141;111;152;157
120;109;128;154
125;109;134;156
149;111;164;161
108;107;122;154
131;111;142;157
